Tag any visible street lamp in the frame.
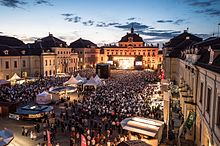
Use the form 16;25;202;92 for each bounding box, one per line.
218;23;220;37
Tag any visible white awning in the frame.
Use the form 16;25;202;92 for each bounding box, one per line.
120;117;164;138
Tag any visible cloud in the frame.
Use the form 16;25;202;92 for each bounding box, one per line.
35;0;53;6
157;19;186;25
157;20;173;23
127;17;136;21
96;22;121;27
187;0;218;7
0;0;27;8
61;13;81;23
96;22;109;27
82;20;94;26
185;0;220;16
136;30;181;38
173;19;185;25
20;36;39;42
195;8;220;16
115;22;150;31
61;13;74;17
0;32;3;34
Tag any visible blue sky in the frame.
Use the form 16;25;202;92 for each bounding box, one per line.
0;0;220;46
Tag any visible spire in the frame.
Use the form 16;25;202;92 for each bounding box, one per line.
131;24;134;33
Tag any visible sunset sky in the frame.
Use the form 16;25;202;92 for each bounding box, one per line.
0;0;220;46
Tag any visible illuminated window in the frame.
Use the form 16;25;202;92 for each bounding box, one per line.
45;60;48;66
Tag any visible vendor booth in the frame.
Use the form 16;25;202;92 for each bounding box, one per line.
75;73;87;83
15;105;54;120
36;91;52;105
120;117;164;146
64;75;79;86
0;128;14;146
83;77;98;91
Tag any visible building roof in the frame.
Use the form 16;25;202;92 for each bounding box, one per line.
164;31;202;48
0;36;24;47
169;39;197;58
119;27;144;43
195;37;220;48
69;38;97;48
38;33;67;48
0;45;21;56
212;54;220;67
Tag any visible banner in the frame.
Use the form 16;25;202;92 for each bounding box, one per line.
81;134;87;146
47;130;51;146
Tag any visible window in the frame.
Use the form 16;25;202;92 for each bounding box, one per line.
49;70;52;75
58;51;59;54
14;61;17;68
49;60;51;65
61;51;63;54
199;82;203;104
159;57;162;62
23;60;26;67
101;57;103;61
45;71;48;76
206;88;212;114
45;60;47;66
148;52;150;56
152;52;155;56
217;96;220;126
5;61;9;69
6;75;9;80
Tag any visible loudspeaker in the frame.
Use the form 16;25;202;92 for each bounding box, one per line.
96;64;110;79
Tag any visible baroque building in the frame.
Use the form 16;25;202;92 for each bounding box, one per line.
100;27;162;70
163;31;220;146
0;34;78;79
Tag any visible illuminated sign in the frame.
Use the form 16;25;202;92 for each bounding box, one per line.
135;61;142;66
107;61;113;65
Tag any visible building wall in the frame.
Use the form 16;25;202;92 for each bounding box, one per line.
103;47;160;69
196;67;220;146
73;47;100;69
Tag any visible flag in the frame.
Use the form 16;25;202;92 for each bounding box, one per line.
47;130;51;146
81;134;87;146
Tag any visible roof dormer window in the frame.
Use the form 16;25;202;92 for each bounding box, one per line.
3;50;9;55
21;50;25;55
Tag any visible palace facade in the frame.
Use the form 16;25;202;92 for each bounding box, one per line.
163;31;220;146
0;34;78;79
100;27;162;70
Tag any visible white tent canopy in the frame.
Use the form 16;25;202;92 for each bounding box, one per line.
83;77;98;90
75;73;87;83
64;75;78;85
8;73;21;81
120;117;164;140
94;74;102;85
36;91;52;105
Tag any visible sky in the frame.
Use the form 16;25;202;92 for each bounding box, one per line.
0;0;220;46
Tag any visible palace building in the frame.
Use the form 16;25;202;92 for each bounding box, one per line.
0;34;78;79
163;31;220;146
100;27;162;70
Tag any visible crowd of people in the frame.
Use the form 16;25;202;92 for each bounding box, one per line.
0;69;163;146
58;70;163;146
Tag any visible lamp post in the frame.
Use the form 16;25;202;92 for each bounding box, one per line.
218;23;220;37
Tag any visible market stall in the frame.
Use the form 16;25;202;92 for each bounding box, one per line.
36;91;52;105
120;117;164;146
